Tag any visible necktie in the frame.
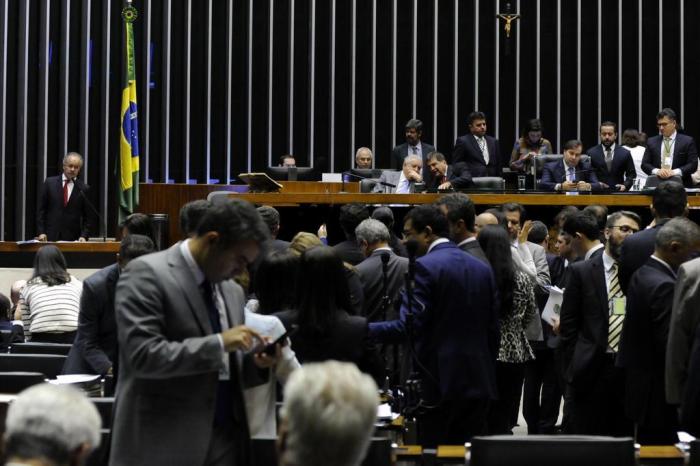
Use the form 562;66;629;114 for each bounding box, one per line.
662;137;672;169
478;137;489;164
63;180;69;207
605;148;613;171
607;263;624;352
411;145;418;155
201;280;222;333
568;167;575;182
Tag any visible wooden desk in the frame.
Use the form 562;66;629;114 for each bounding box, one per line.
0;242;120;268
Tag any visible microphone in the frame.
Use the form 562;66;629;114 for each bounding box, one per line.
405;239;419;282
341;171;397;188
73;180;106;242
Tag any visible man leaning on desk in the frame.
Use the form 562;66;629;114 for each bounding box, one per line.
539;139;602;192
36;152;95;242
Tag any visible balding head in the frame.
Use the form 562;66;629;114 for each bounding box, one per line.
475;212;498;236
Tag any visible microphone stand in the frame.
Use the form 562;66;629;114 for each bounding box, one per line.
74;181;107;242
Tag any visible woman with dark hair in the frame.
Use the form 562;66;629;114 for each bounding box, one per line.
17;245;81;343
621;128;647;187
478;225;536;434
510;118;553;173
274;246;384;386
253;251;299;314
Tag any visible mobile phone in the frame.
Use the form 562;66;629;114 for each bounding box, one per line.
261;325;298;355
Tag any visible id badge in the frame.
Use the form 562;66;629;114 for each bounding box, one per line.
612;297;626;315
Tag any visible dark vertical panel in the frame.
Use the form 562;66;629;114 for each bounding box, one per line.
661;0;680;119
373;0;392;165
497;2;517;159
354;0;373;151
620;0;639;132
435;0;456;155
477;1;496;139
559;1;577;143
79;0;91;177
393;0;412;148
0;0;6;240
415;0;434;145
15;0;30;239
250;0;270;170
600;0;619;135
579;0;597;147
685;0;700;137
519;0;538;133
640;0;659;135
333;0;351;172
311;0;330;168
272;0;291;165
540;0;558;150
293;0;310;164
455;0;476;150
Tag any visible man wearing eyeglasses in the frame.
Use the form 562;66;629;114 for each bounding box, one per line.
559;210;641;436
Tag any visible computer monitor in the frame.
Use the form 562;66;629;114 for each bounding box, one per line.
350;168;383;179
265;166;320;182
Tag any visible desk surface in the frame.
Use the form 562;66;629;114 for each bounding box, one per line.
0;242;120;268
0;242;120;253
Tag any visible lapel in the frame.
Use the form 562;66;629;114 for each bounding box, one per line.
445;165;453;180
468;135;487;165
672;134;682;166
590;255;609;318
166;243;212;335
558;160;568;182
219;280;244;328
486;137;496;166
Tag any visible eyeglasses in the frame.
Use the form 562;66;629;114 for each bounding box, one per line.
609;225;639;234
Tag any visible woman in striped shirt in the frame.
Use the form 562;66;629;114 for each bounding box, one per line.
17;245;81;343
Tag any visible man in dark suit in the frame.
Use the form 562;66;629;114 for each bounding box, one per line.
371;207;408;257
618;218;700;444
36;152;95;242
618;180;687;293
561;210;605;261
332;203;369;265
560;211;641;436
110;199;274;466
435;193;488;264
452;111;502;177
369;205;499;446
63;234;155;378
587;122;636;191
642;108;698;187
390;119;436;187
256;205;290;253
540;139;601;192
354;219;408;320
425;151;474;191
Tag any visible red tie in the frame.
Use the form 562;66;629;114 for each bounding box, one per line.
63;179;69;207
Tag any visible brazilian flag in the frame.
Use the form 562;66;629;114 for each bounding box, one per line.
118;1;139;223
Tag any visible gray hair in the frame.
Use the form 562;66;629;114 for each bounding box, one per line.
355;147;372;160
355;218;390;245
281;361;379;466
655;217;700;250
403;154;422;166
62;152;83;165
5;384;101;460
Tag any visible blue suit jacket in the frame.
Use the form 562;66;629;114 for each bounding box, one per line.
539;160;601;192
642;133;699;187
587;145;636;191
369;241;499;402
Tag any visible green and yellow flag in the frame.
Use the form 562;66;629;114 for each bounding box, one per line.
118;1;139;223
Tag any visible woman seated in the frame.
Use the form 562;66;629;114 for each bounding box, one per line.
16;245;81;343
274;246;385;386
510;118;553;173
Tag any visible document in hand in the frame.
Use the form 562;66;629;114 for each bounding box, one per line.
541;285;564;326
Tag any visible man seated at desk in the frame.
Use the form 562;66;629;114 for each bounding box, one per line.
539;139;601;192
425;151;474;191
373;155;423;193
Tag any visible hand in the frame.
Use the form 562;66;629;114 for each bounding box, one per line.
78;237;87;243
518;220;533;244
36;234;47;242
221;325;265;352
253;343;281;369
438;181;452;190
658;168;674;179
406;169;422;182
317;224;327;239
599;182;610;190
560;181;577;191
525;152;536;160
577;181;592;191
616;184;626;192
552;316;561;335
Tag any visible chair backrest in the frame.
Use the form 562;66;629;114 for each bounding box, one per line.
361;437;392;466
91;397;115;429
206;190;234;202
643;175;683;189
360;178;380;193
534;154;591;181
0;354;67;379
0;371;46;394
10;342;72;356
471;177;506;190
689;440;700;466
468;435;636;466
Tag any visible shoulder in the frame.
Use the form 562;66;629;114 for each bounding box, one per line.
543;160;561;170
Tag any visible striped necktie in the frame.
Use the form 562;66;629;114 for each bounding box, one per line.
607;262;624;352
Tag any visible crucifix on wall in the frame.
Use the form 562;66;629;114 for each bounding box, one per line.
497;2;520;56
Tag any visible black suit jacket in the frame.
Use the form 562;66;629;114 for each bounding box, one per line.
426;162;474;191
452;134;502;177
618;219;669;294
63;263;120;377
587;145;636;191
37;175;95;241
273;309;385;386
539;160;601;192
390;141;437;187
617;258;676;425
641;133;699;187
355;249;408;321
681;321;700;435
458;239;489;264
560;254;611;393
332;239;365;266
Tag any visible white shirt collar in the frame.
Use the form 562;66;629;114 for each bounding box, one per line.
457;237;477;247
584;243;604;261
603;143;616;152
427;238;450;254
61;174;73;183
602;250;616;272
179;239;206;286
665;131;677;141
373;246;393;253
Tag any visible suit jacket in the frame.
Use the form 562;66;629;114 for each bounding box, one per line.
681;318;700;435
587;144;636;191
63;263;120;377
37;175;95;241
539;160;601;192
369;241;499;403
452;134;503;177
332;239;365;266
355;249;408;321
618;219;669;294
373;170;418;194
560;254;612;393
273;309;385;386
666;257;700;404
641;133;699;187
618;258;676;424
458;239;488;264
391;141;437;187
110;243;251;466
426;162;474;191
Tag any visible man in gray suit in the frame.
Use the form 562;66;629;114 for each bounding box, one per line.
110;199;273;466
435;193;488;264
373;155;423;193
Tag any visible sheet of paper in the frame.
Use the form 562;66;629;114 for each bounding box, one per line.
541;285;564;326
49;374;101;384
